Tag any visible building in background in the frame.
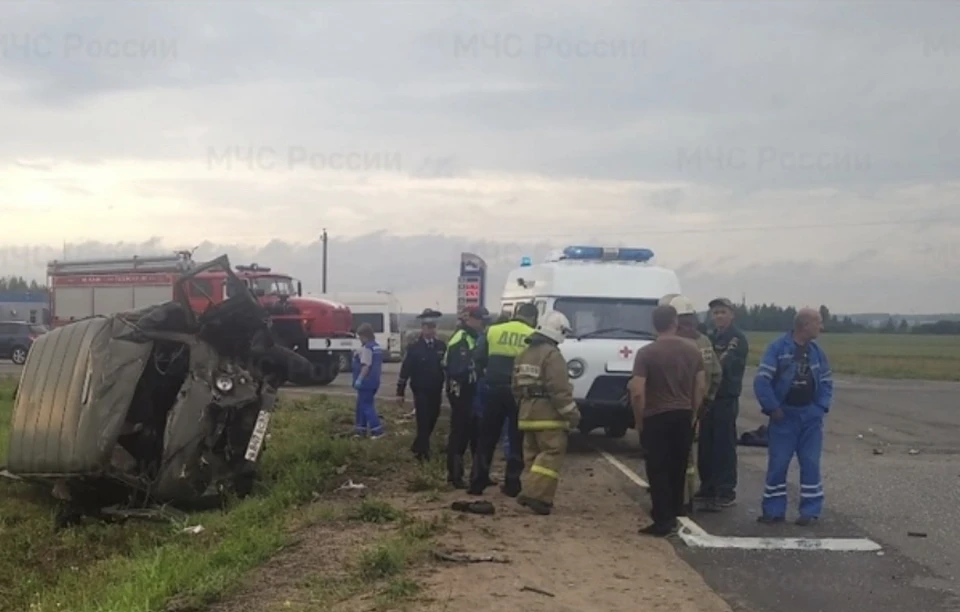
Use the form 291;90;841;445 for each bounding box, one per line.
0;291;50;325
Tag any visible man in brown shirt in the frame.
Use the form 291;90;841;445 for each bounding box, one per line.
629;305;706;536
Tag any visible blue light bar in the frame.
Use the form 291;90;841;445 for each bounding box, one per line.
561;245;654;262
520;256;532;267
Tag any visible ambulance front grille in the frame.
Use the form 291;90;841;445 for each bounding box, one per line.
585;375;629;403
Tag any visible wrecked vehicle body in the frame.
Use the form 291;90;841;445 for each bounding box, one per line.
3;255;311;525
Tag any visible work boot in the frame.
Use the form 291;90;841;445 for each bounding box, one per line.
639;520;678;537
466;483;485;496
448;479;467;490
517;494;552;516
500;479;521;498
795;516;819;527
714;494;736;508
757;514;785;524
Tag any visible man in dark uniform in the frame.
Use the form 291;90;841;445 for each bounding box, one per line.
698;297;749;510
468;302;538;497
396;308;446;462
443;306;488;488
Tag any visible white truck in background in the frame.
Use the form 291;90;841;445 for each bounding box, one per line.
320;291;403;364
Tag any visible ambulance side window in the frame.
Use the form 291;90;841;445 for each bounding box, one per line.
500;302;513;318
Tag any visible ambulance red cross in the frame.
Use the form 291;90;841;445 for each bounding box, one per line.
499;245;682;438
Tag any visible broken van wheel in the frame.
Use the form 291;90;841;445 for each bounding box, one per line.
604;424;628;439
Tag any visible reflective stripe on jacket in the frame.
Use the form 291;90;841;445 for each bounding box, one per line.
476;319;534;387
512;339;579;431
443;325;478;384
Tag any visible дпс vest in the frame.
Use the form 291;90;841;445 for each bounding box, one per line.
479;319;534;387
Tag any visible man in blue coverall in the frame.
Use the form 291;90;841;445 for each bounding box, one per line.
753;308;833;526
352;323;384;439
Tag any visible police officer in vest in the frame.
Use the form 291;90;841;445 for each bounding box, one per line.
443;306;489;488
396;308;446;462
468;302;538;496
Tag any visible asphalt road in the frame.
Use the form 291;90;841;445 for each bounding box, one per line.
292;363;960;612
4;360;959;611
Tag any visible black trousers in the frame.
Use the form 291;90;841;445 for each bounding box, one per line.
446;388;476;483
469;384;523;492
410;387;443;460
697;396;740;499
641;409;694;525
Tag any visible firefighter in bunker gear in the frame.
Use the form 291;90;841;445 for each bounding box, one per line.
443;306;488;488
754;308;833;525
513;311;579;515
352;323;384;438
658;294;722;514
469;302;537;496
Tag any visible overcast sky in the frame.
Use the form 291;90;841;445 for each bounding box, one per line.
2;1;959;314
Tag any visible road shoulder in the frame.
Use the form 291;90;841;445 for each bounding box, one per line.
415;453;732;612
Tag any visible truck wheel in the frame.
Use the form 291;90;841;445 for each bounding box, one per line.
338;354;350;372
11;345;28;365
311;361;339;386
604;424;628;439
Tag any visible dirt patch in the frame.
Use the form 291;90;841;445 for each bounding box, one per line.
205;420;731;612
205;504;372;612
415;459;733;612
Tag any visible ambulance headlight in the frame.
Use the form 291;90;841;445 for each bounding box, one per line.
215;375;234;392
567;359;585;379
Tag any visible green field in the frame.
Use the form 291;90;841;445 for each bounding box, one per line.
745;332;960;381
413;329;960;382
0;379;450;612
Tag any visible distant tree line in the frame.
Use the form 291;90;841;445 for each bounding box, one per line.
717;303;960;336
0;276;47;292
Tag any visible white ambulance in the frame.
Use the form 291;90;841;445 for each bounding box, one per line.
499;245;682;438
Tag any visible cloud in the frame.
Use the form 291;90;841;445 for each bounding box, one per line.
1;0;959;312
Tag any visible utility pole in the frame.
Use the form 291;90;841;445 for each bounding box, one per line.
321;228;328;293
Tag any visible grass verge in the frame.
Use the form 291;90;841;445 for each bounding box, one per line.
0;378;439;612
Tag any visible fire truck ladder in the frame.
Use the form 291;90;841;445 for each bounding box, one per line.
46;252;197;276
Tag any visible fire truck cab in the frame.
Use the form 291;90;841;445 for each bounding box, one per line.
46;253;358;386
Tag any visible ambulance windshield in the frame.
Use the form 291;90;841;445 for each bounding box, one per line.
553;297;659;338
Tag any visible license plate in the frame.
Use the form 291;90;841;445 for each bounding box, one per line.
244;410;271;462
331;338;359;349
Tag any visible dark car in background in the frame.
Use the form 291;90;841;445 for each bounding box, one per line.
0;321;47;365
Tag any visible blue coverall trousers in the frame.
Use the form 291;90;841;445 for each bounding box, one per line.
762;403;824;518
354;389;384;436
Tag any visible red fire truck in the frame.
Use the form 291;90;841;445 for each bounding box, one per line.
46;252;358;385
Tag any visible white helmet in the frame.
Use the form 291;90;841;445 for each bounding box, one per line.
536;311;572;343
658;293;697;316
